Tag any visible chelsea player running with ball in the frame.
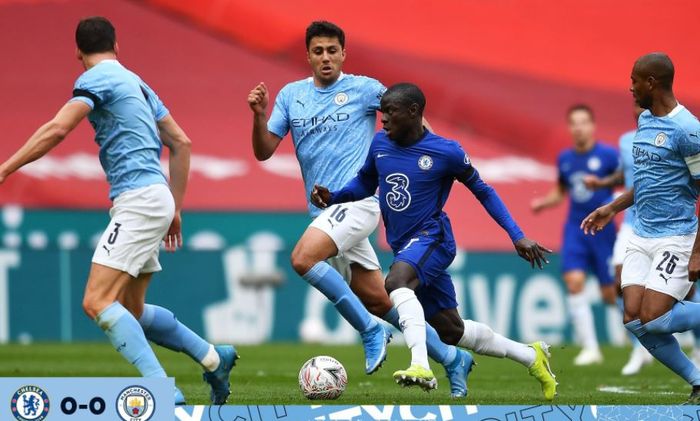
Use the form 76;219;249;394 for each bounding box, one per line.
582;53;700;403
0;17;236;405
312;83;557;398
247;21;474;397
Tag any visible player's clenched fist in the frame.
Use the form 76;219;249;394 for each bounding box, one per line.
247;82;269;114
311;184;332;209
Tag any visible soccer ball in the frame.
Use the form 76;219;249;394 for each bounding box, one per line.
298;356;348;400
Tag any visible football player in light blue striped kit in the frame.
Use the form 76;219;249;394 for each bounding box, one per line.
247;21;474;396
0;17;235;405
583;53;700;403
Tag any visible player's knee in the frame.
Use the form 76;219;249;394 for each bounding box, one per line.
82;295;106;319
437;323;464;346
290;247;318;276
384;275;407;295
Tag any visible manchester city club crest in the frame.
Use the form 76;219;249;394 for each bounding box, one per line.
334;92;348;106
10;385;50;421
418;155;433;170
116;386;155;421
655;132;667;146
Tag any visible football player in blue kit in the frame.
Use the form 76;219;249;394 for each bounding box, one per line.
248;21;475;397
583;53;700;403
311;83;557;399
531;105;619;366
0;17;236;404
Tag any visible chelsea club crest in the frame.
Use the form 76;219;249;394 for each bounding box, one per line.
10;385;50;421
116;386;155;421
418;155;433;170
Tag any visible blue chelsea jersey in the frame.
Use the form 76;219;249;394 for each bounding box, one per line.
267;73;385;216
70;60;168;200
557;143;619;224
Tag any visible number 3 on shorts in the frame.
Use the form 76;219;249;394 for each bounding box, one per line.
107;222;122;245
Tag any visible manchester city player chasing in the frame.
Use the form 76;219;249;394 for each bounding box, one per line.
531;105;619;366
312;83;557;399
583;105;655;375
582;53;700;403
247;21;474;397
0;17;236;405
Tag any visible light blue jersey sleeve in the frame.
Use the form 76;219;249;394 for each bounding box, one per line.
267;85;291;139
677;124;700;179
71;70;111;109
362;78;386;114
139;81;169;121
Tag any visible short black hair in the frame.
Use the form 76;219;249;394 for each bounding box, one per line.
635;52;675;90
76;16;116;54
305;21;345;50
383;83;426;113
567;103;595;122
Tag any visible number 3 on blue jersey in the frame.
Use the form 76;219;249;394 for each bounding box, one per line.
385;173;411;211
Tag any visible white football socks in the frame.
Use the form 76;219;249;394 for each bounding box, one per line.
389;288;430;370
458;319;536;367
568;292;599;351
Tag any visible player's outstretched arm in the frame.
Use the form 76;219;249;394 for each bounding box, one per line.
459;168;552;268
158;114;192;252
583;170;624;190
531;182;566;213
580;188;634;235
248;82;282;161
0;101;90;184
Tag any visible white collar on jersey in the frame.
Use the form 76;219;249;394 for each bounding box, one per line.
307;72;345;86
667;103;684;118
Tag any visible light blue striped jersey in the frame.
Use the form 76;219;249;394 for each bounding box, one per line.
70;60;168;200
633;104;700;237
267;73;385;216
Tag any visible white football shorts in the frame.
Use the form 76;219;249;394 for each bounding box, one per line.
612;222;634;267
309;196;382;281
92;183;175;277
621;232;696;301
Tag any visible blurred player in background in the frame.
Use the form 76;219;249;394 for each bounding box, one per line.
0;17;236;405
583;53;700;403
531;105;619;366
246;21;474;396
583;104;655;375
312;83;557;400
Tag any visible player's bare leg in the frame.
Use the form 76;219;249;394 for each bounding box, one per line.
82;263;168;379
618;270;652;375
385;262;437;391
564;270;602;365
123;273;237;405
429;309;557;400
292;227;390;374
349;264;392;317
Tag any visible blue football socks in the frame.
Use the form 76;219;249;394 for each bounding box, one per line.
96;301;166;378
139;304;210;363
303;262;376;333
626;318;700;385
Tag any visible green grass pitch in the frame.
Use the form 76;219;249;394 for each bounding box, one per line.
0;343;692;405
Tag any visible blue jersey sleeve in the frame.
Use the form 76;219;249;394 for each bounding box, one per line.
329;141;379;204
363;77;386;114
139;80;169;121
70;70;110;109
267;86;290;139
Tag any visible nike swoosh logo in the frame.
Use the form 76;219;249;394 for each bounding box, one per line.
377;153;388;158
